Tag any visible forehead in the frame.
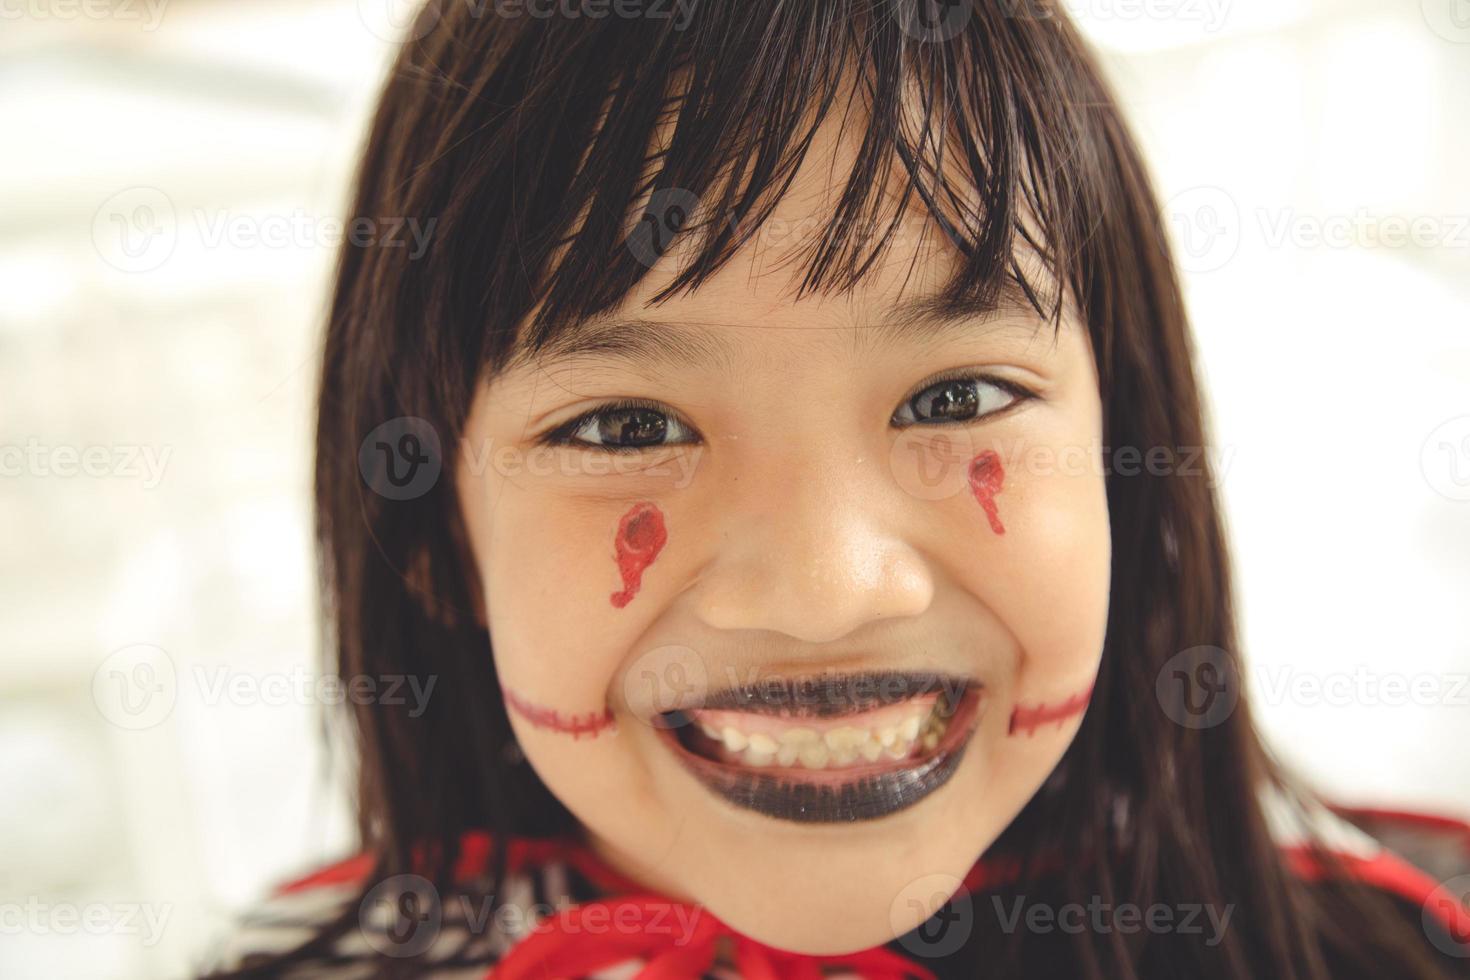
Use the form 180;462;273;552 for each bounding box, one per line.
510;281;1054;389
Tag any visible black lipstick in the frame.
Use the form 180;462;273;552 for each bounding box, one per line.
656;671;983;823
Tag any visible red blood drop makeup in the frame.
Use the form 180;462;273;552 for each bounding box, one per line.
968;450;1006;535
610;501;668;609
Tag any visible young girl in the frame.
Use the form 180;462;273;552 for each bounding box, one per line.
204;1;1470;977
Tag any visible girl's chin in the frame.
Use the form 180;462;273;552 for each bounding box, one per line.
627;683;994;950
680;845;972;957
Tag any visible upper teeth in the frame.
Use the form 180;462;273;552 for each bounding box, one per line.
696;709;946;770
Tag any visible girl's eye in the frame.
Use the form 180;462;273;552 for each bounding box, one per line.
539;398;699;453
538;373;1030;453
890;372;1033;428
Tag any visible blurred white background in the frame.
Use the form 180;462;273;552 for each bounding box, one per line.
1;1;1467;977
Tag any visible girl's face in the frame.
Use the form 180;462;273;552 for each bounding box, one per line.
456;115;1111;954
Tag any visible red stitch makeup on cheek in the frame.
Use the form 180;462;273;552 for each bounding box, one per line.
968;450;1006;535
610;501;667;609
503;685;616;739
1008;682;1095;737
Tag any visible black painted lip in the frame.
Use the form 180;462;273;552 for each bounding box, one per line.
657;682;984;823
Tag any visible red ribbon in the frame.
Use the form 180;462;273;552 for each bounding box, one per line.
489;893;938;980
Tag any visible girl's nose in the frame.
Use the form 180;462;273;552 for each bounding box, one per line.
689;449;935;644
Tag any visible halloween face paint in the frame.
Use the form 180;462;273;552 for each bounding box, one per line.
1007;682;1095;737
454;102;1113;956
610;501;668;609
969;450;1006;535
503;685;617;739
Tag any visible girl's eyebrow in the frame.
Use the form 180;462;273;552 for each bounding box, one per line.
515;277;1048;375
517;316;742;375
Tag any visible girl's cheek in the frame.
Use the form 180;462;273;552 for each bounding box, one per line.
941;437;1109;743
454;399;690;747
482;493;679;745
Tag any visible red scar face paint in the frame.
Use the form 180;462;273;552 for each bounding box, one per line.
503;685;616;739
968;450;1006;535
610;501;668;609
1008;683;1094;736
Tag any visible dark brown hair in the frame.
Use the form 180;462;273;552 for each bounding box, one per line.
207;1;1462;977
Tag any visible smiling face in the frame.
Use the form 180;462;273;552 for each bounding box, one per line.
453;110;1112;954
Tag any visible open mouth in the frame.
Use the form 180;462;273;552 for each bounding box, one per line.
655;671;983;823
